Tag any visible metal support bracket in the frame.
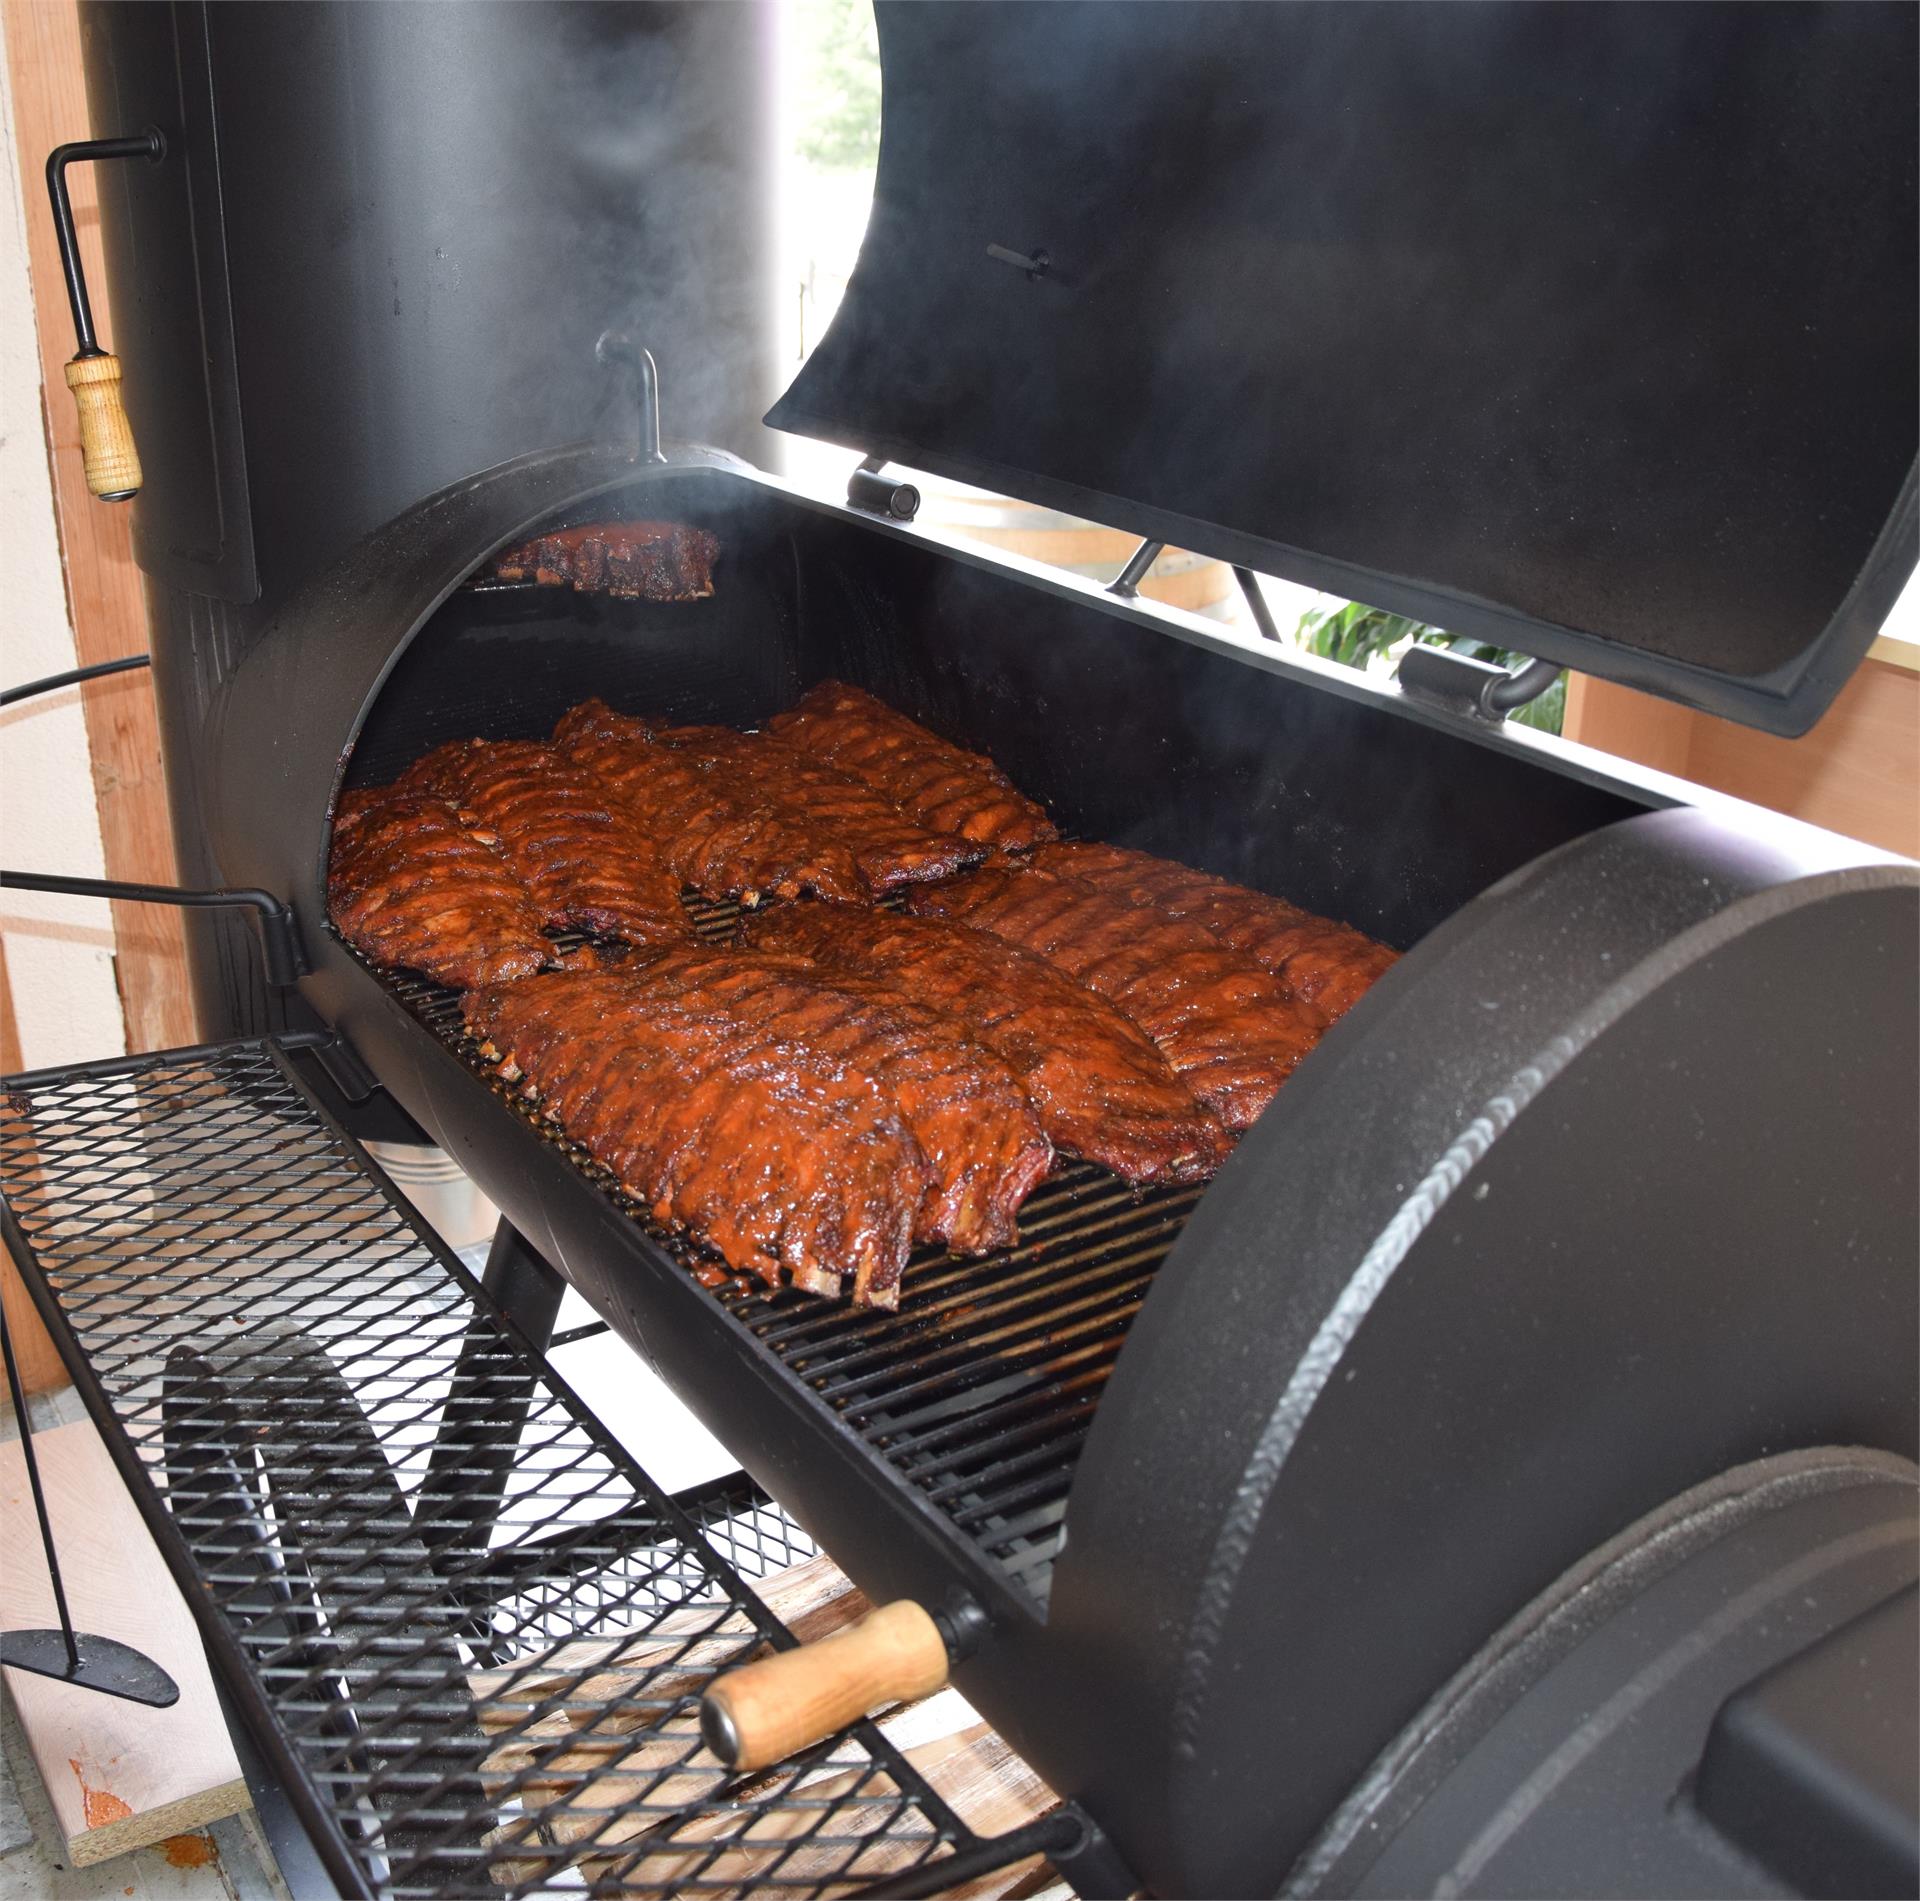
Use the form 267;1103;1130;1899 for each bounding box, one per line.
0;871;309;986
1397;644;1561;723
1235;565;1282;641
1109;537;1165;598
846;454;921;521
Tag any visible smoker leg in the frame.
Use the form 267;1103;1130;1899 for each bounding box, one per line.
479;1216;566;1347
414;1222;565;1581
1045;1808;1141;1901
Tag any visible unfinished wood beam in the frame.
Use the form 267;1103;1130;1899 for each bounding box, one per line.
3;0;194;1053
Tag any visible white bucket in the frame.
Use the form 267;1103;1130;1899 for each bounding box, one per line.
363;1142;499;1252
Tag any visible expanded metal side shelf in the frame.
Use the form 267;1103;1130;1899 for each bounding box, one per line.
0;1036;1069;1900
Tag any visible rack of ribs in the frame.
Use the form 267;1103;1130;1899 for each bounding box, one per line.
767;680;1058;853
465;963;928;1306
912;866;1323;1131
659;726;985;893
404;738;691;945
328;786;553;988
630;944;1052;1260
489;521;719;600
555;700;867;905
1030;841;1398;1025
745;903;1233;1184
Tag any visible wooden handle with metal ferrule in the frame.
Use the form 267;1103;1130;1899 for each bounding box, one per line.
700;1600;951;1772
63;352;141;499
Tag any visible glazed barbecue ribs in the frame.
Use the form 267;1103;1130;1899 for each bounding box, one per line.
405;738;690;945
466;946;1052;1304
746;904;1232;1184
490;520;719;600
1031;841;1397;1025
464;963;926;1305
912;866;1323;1130
661;726;985;892
555;700;867;904
625;945;1052;1259
328;786;553;988
768;680;1057;852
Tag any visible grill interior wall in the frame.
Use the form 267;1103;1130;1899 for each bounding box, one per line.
350;478;1646;947
332;473;1654;1610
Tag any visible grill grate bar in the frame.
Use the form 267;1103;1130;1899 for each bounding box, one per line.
801;1246;1168;1414
360;883;1207;1615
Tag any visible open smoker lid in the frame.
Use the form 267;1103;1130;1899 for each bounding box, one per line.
769;2;1918;736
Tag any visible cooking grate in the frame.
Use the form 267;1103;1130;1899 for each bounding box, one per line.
0;1038;1058;1899
369;892;1206;1612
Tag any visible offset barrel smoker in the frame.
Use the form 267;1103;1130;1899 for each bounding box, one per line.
63;3;1920;1894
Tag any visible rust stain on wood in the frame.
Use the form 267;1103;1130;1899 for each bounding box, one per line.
69;1755;133;1828
160;1832;219;1868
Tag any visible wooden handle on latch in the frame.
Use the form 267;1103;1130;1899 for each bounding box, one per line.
700;1599;950;1773
64;352;141;499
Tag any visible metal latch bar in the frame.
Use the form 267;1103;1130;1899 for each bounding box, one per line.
1234;567;1282;642
1;653;150;708
1108;538;1164;598
0;871;308;987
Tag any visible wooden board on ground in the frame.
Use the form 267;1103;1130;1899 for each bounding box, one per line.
0;1418;248;1865
467;1546;1065;1897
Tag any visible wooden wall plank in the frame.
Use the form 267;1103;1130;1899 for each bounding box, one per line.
1685;658;1920;860
3;0;195;1052
1564;660;1920;859
1561;672;1696;779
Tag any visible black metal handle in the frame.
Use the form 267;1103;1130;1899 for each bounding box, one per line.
0;871;308;988
46;132;163;358
1;653;150;709
594;330;665;466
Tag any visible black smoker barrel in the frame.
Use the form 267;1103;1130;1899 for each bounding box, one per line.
76;0;779;1045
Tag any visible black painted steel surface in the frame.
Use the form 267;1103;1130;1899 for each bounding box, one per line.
75;0;778;1036
54;6;1920;1888
196;446;1920;1894
1060;809;1919;1893
1295;1450;1920;1898
775;1;1918;735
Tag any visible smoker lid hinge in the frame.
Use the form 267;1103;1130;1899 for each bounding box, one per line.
846;454;921;522
1397;644;1562;723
